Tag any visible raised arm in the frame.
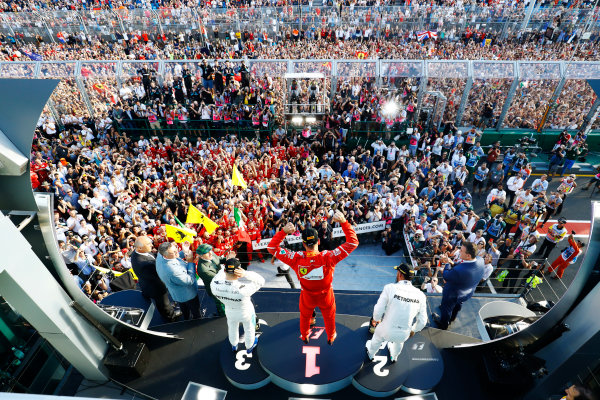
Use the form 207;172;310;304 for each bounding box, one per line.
440;254;458;284
237;269;266;297
168;259;196;287
326;211;359;264
267;222;298;267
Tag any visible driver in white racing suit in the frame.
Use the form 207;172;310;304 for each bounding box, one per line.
366;263;428;362
211;258;265;354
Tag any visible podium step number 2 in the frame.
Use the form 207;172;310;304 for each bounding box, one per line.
352;324;411;398
352;323;444;397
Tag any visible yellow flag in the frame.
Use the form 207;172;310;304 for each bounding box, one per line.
114;269;139;280
186;204;204;224
186;205;219;234
92;264;138;280
232;165;248;189
165;224;196;243
92;264;112;275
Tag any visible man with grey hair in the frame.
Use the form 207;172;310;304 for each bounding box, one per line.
156;241;201;320
131;236;181;322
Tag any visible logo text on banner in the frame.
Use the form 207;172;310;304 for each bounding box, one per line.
252;221;387;250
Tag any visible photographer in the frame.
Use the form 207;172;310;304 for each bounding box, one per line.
382;226;401;256
421;273;443;294
73;247;95;281
500;233;538;294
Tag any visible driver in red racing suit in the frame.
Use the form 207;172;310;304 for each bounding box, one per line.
267;211;358;345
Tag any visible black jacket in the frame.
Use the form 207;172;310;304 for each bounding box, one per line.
131;252;168;298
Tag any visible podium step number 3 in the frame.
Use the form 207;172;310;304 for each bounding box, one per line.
220;323;271;390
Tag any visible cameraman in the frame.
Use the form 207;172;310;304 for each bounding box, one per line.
561;143;584;176
501;233;538;294
421;273;443;294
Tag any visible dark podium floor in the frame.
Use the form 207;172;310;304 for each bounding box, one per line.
112;311;527;400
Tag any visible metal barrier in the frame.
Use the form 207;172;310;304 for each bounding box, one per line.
13;59;599;133
111;118;274;140
401;226;571;300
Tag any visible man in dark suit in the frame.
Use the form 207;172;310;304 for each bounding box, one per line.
432;241;485;330
131;236;181;322
317;220;334;251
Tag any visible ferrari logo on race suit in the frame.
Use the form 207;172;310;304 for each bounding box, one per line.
300;267;307;275
302;266;324;280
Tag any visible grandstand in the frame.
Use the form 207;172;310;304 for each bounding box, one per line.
0;1;599;400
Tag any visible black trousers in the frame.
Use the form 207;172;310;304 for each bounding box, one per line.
438;297;464;329
506;189;517;207
536;238;556;259
179;295;201;320
145;291;176;321
502;264;523;294
503;222;516;236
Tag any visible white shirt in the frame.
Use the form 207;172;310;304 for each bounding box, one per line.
482;262;494;281
371;142;387;155
210;270;265;317
373;280;428;333
424;282;443;294
66;214;84;232
507;176;525;192
386;146;399;161
530;178;548;193
397;149;409;163
81;241;99;257
438;164;453;181
451;154;466;168
486;188;506;204
432;138;443;155
468;233;486;246
433;220;448;233
514;190;534;210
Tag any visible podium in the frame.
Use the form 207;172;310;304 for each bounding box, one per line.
352;327;444;397
220;316;444;397
352;326;411;397
220;322;271;390
257;318;365;395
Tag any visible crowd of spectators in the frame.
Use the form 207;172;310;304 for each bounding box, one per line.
3;27;599;63
0;13;598;130
0;0;546;12
2;0;592;302
31;93;591;300
1;0;599;12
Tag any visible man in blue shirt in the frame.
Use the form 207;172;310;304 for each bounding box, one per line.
341;164;356;179
502;147;517;175
471;141;485;158
419;182;437;201
63;189;80;211
156;242;201;320
432;242;485;330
